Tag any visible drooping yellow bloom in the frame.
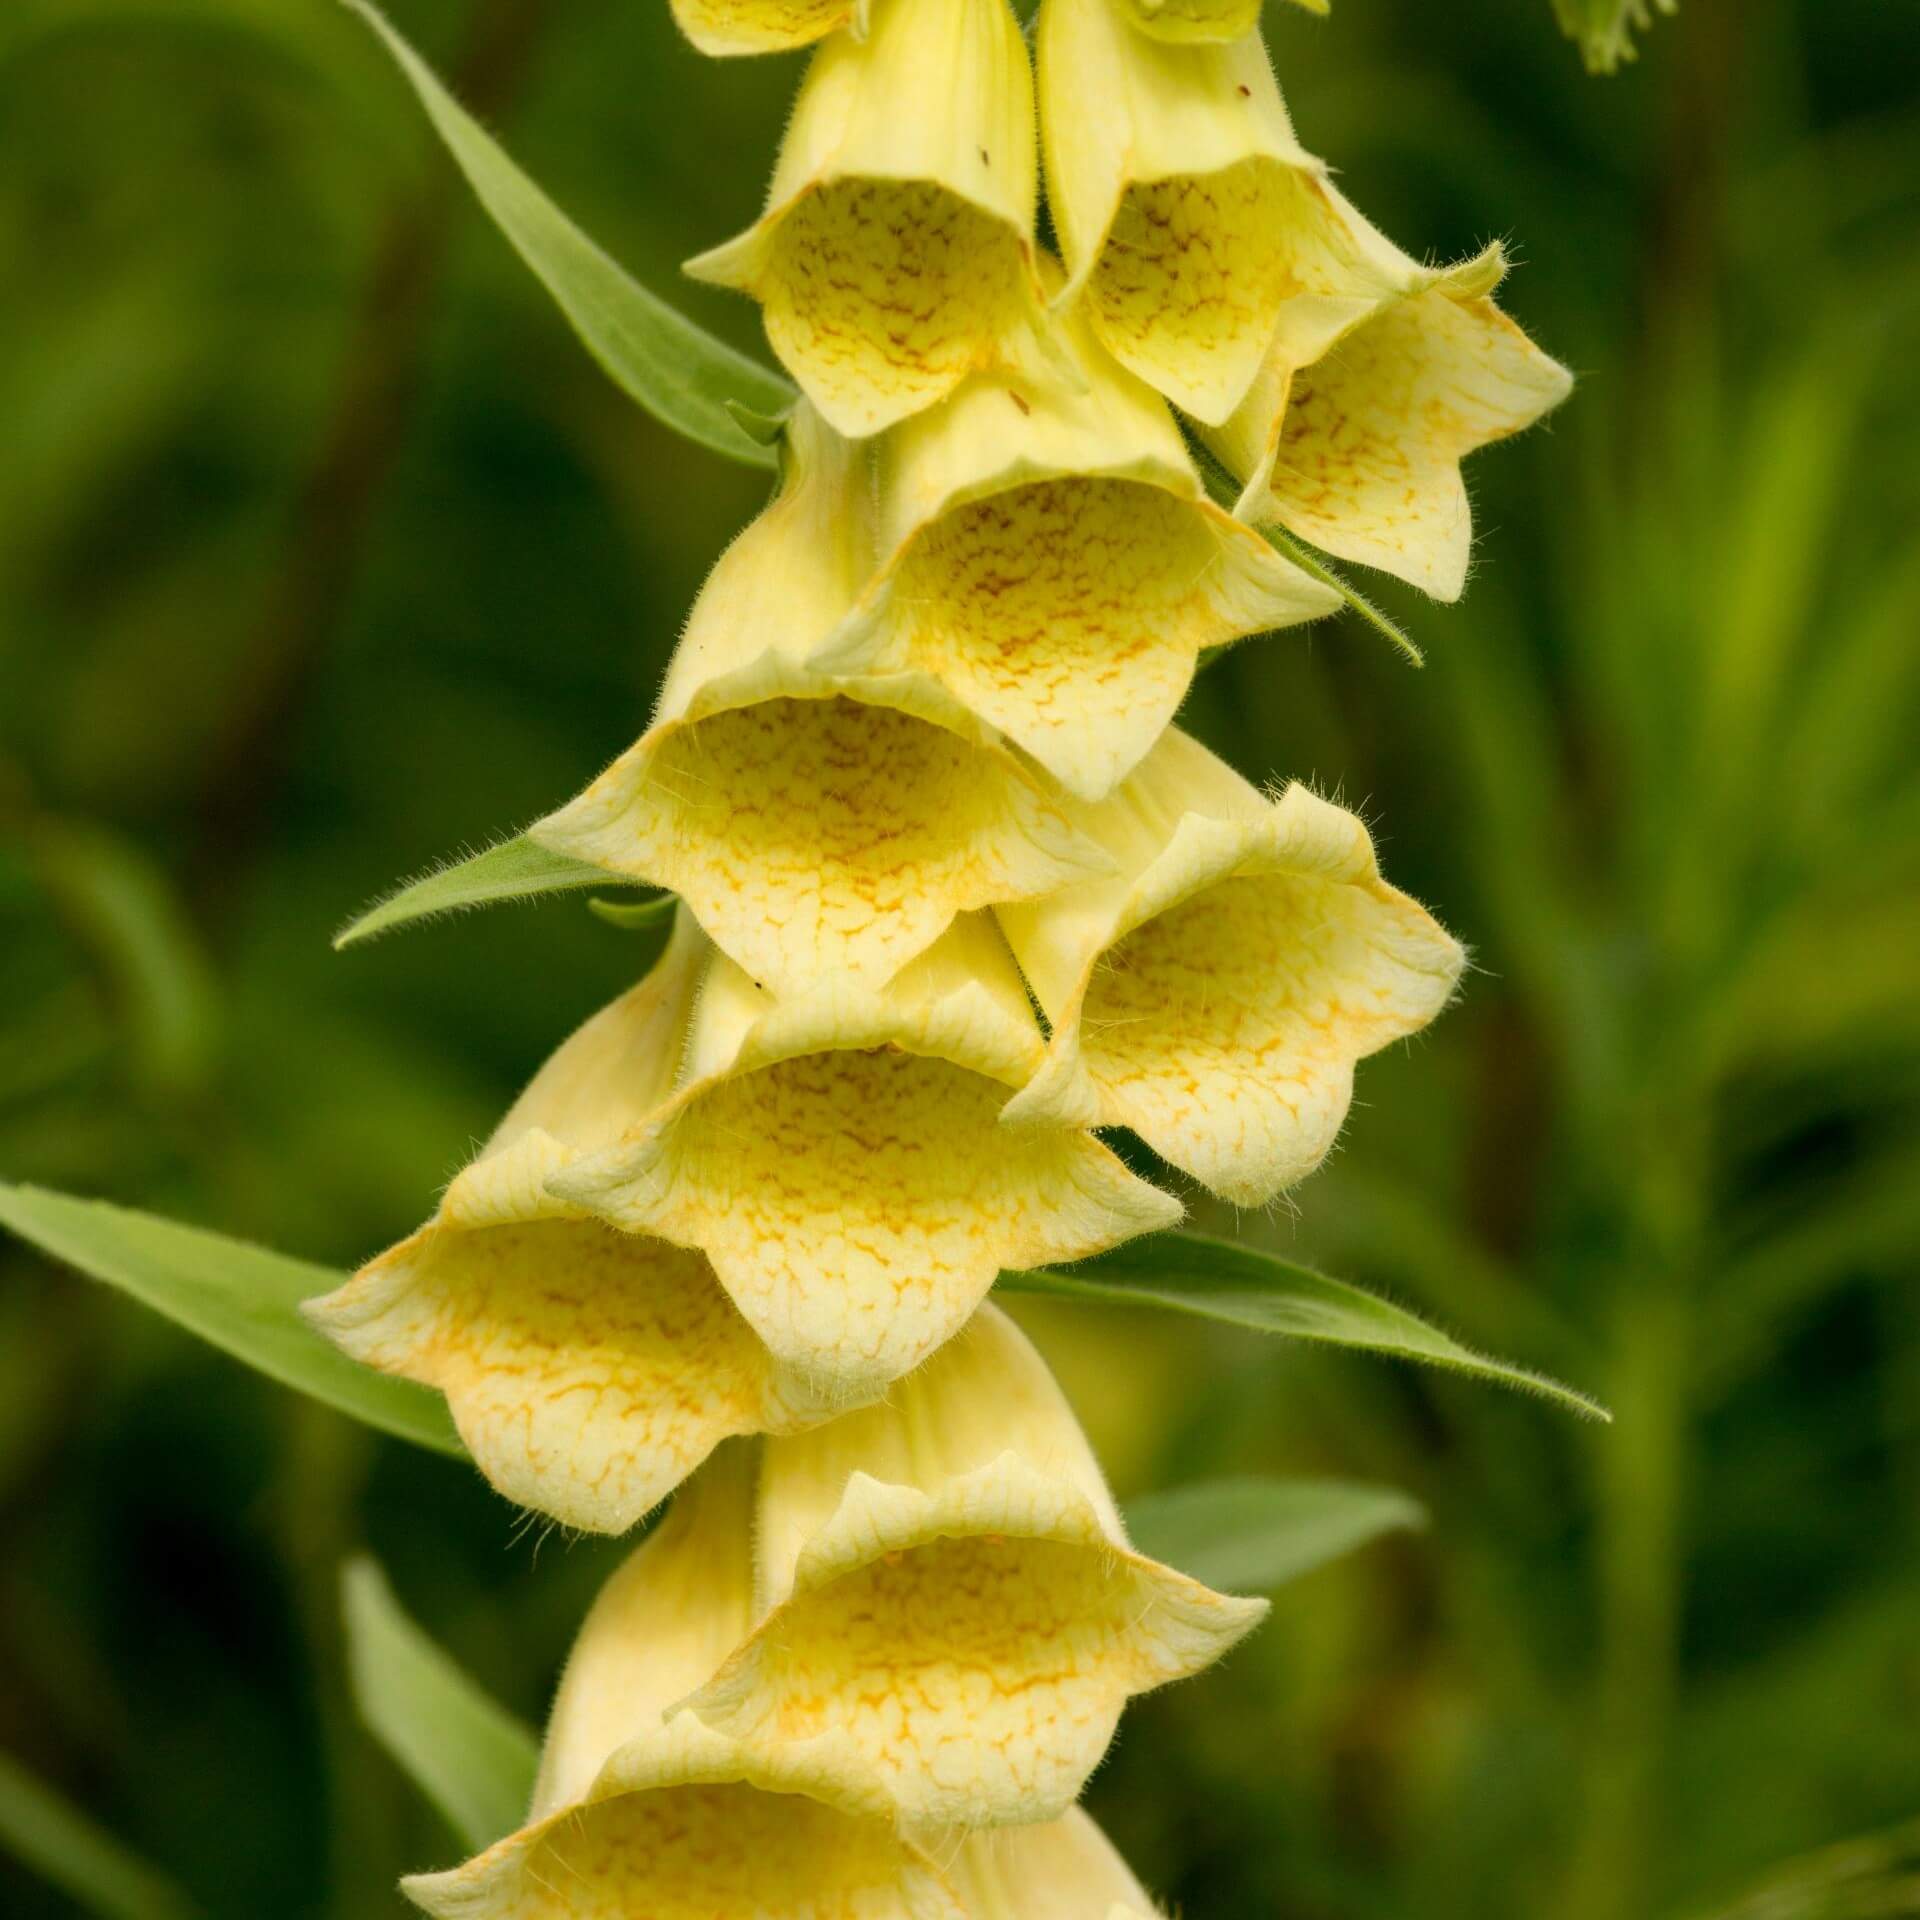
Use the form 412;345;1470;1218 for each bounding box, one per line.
813;301;1337;801
670;0;863;59
306;912;841;1536
678;1305;1267;1841
531;406;1111;997
997;728;1464;1206
1037;0;1330;425
546;915;1181;1406
952;1810;1163;1920
685;0;1045;437
405;1446;968;1920
1203;200;1573;600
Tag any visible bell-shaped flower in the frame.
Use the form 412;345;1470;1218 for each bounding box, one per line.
684;0;1046;436
812;301;1337;801
951;1810;1163;1920
305;912;837;1536
405;1445;969;1920
670;0;863;59
677;1304;1267;1840
530;405;1111;997
1202;200;1573;600
997;728;1464;1206
547;915;1182;1405
1037;0;1330;425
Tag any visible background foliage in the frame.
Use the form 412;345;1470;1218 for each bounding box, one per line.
1;0;1916;1915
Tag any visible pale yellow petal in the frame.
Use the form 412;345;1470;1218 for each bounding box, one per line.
1038;0;1328;423
952;1810;1163;1919
670;0;864;58
1258;279;1574;600
531;408;1109;994
685;0;1042;435
998;729;1465;1205
816;306;1337;801
549;920;1182;1402
683;1307;1267;1840
407;1451;966;1920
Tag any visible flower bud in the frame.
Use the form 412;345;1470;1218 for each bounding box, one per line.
815;302;1337;801
678;1305;1267;1840
1037;0;1326;424
686;0;1044;436
530;406;1111;997
997;728;1464;1205
1202;203;1573;600
305;912;833;1535
404;1446;967;1920
548;917;1182;1405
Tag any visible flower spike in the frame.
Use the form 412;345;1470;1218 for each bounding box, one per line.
530;405;1112;997
1203;201;1574;600
1037;0;1330;425
304;911;834;1536
997;728;1465;1205
815;300;1338;801
679;1305;1267;1841
685;0;1046;436
547;916;1181;1404
404;1446;969;1920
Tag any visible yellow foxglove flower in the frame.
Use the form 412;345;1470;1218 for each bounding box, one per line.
405;1446;968;1920
530;406;1111;997
305;912;833;1536
677;1305;1267;1840
997;728;1464;1205
685;0;1044;437
671;0;864;59
1123;0;1326;46
547;915;1182;1404
1037;0;1329;425
952;1810;1162;1919
814;303;1338;801
1204;205;1574;600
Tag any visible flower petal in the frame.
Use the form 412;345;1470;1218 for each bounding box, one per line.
550;919;1182;1402
952;1809;1162;1920
1038;0;1326;423
998;729;1465;1205
532;407;1110;994
682;1307;1266;1840
670;0;865;59
685;0;1043;435
817;306;1337;800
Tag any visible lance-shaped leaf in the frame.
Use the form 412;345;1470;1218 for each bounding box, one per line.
0;1750;197;1920
1000;1230;1609;1421
0;1183;464;1455
333;837;646;948
340;0;793;468
1123;1476;1425;1594
342;1559;538;1853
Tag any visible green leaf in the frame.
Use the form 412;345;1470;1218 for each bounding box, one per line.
1552;0;1677;73
1123;1476;1425;1594
342;1558;538;1852
587;893;680;933
0;1184;463;1456
0;1749;198;1920
334;835;644;948
1261;522;1424;667
340;0;793;469
999;1230;1610;1422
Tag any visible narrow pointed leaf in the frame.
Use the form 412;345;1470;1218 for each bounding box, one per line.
341;0;792;467
1262;522;1424;666
1000;1230;1609;1421
1123;1476;1425;1594
334;835;646;948
0;1185;463;1456
342;1559;538;1851
0;1750;198;1920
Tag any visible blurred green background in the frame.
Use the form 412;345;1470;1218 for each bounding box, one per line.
2;0;1917;1914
